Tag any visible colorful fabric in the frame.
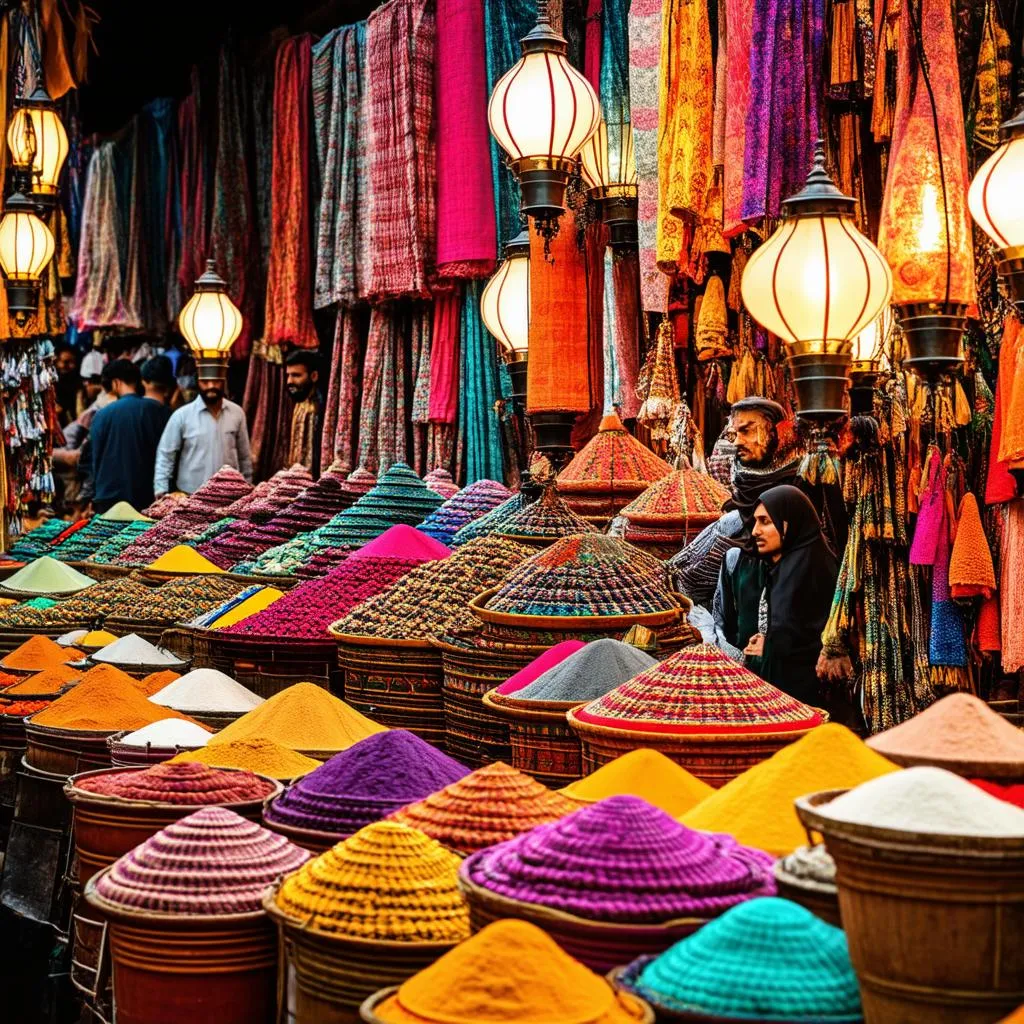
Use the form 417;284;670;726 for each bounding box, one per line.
312;23;370;308
949;493;996;599
459;282;506;483
263;35;319;348
610;254;642;418
987;315;1019;503
723;0;754;234
176;70;208;299
321;308;366;475
429;292;462;424
138;98;176;334
366;0;437;300
999;316;1024;469
436;0;496;278
358;307;411;474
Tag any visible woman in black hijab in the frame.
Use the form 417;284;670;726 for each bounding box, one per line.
746;484;839;706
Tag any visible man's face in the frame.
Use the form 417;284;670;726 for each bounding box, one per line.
729;410;775;466
56;351;77;377
199;380;225;405
286;364;315;401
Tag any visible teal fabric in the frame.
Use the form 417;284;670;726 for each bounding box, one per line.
600;0;631;177
636;897;862;1022
460;282;506;484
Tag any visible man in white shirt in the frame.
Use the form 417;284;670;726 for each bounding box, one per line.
153;378;253;496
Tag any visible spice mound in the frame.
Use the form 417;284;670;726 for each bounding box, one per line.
265;730;469;837
151;668;264;713
74;761;274;805
146;545;225;574
462;795;775;924
91;806;309;914
371;919;649;1023
136;669;180;696
30;665;194;732
118;719;213;748
389;761;577;856
512;638;657;703
630;897;861;1022
212;682;386;752
560;748;714;817
1;635;82;672
91;632;185;668
681;724;899;856
496;640;586;695
171;737;320;780
6;663;81;695
274;820;469;941
2;555;96;595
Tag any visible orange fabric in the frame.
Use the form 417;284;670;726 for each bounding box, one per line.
987;315;1020;504
41;0;76;99
949;492;996;599
975;593;1001;652
527;210;592;415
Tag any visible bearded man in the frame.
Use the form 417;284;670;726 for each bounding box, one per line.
285;350;323;476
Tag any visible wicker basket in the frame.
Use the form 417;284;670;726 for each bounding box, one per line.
860;747;1024;783
483;689;585;788
458;872;706;974
106;732;209;768
566;708;829;789
260;815;340;855
610;961;755;1024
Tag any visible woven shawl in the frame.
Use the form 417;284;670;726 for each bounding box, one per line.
358;306;414;474
366;0;437;300
321;308;366;474
723;0;754;234
429;291;461;424
176;70;208;298
460;281;505;483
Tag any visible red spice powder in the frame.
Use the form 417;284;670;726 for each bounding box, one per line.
74;761;275;805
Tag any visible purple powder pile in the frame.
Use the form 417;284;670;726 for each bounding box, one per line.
264;729;470;836
461;795;776;923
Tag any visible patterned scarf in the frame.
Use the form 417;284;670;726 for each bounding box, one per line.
459;281;506;483
321;308;366;474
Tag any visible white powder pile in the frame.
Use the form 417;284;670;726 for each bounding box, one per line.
57;629;89;647
151;668;265;713
822;767;1024;837
92;633;184;667
776;844;836;892
120;719;213;748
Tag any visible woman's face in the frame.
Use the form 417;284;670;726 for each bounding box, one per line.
752;502;783;557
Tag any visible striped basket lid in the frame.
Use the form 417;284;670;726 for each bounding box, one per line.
450;493;530;547
342;467;377;495
423;468;460;499
494;485;600;542
461;795;775;923
93;806;309;915
628;897;861;1021
272;820;469;941
184;466;254;511
573;643;825;734
620;466;730;527
74;762;275;806
388;762;577;855
557;414;672;494
484;534;677;617
418;480;513;543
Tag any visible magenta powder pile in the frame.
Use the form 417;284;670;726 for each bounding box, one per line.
224;525;452;639
496;641;588;695
264;729;470;837
74;761;275;805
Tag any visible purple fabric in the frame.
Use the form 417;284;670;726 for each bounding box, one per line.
461;795;775;922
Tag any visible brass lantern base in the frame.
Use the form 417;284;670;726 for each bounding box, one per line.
195;355;229;382
5;281;37;326
848;367;880;416
507;358;528;407
513;156;576;230
787;350;850;424
997;250;1024;315
895;302;967;380
530;411;576;472
592;187;638;250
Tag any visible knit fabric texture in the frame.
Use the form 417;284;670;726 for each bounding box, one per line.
574;643;824;734
423;468;460;499
949;492;997;599
417;479;512;545
450;493;529;547
494;486;600;543
632;897;861;1021
462;795;775;923
621;466;730;547
557;413;672;494
74;761;274;805
388;761;577;855
274;820;469;941
94;806;309;915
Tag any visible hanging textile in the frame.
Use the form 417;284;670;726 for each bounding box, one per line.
970;0;1012;157
209;46;258;358
263;35;319;348
575;222;608;446
657;0;713;275
429;291;462;424
484;0;536;250
435;0;496;279
611;253;642;419
321;308;367;474
312;23;370;308
251;59;275;318
584;0;601;88
527;209;592;416
723;0;754;233
628;0;666;311
358;306;411;473
741;0;825;223
1001;499;1024;671
137;98;175;334
459;282;505;482
40;0;75;99
411;306;434;473
113;121;144;330
600;0;631;183
988;315;1020;502
243;347;295;481
177;69;208;298
366;0;437;301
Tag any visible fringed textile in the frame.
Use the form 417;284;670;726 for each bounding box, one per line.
209;46;258;358
637;319;681;441
436;0;496;278
429;291;462;424
1001;499;1024;670
321;309;366;474
627;0;667;311
459;282;505;483
312;23;370;308
741;0;825;222
366;0;437;301
358;306;410;473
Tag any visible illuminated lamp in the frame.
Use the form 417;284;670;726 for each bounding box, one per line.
0;191;55;324
578;115;638;249
177;259;243;381
7;87;69;205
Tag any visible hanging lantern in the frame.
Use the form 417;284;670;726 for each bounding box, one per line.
481;229;531;404
877;0;975;379
849;309;893;414
740;142;893;422
487;0;600;236
578;115;638;249
0;191;55;325
7;87;69;204
969;94;1024;312
177;259;243;380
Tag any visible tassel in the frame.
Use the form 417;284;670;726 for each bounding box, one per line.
636;319;681;440
694;275;730;361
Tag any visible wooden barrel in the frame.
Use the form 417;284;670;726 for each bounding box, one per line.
797;789;1024;1023
24;721;115;776
330;628;446;748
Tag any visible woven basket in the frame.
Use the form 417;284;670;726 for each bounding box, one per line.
72;563;133;582
24;720;117;775
470;589;688;633
772;864;842;929
0;625;91;656
458;873;706;974
223;571;300;591
106;732;209;768
610;961;755;1024
103;615;181;646
859;748;1024;783
483;689;585;788
566;708;829;789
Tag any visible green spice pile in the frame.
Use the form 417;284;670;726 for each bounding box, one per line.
87;520;152;564
50;516;149;563
334;537;531;640
7;519;67;560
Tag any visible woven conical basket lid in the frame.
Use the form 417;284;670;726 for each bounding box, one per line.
495;486;600;541
451;493;529;546
93;806;309;914
620;466;730;527
424;467;460;499
485;534;677;617
273;820;469;941
461;795;774;922
389;762;577;855
418;480;512;540
574;643;824;734
557;413;672;494
342;467;377;495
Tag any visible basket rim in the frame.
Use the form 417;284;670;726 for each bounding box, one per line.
0;684;74;701
795;788;1024;852
65;764;283;808
262;811;346;846
860;747;1024;780
469;589;689;631
483;688;585;719
24;719;123;740
328;624;435;649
